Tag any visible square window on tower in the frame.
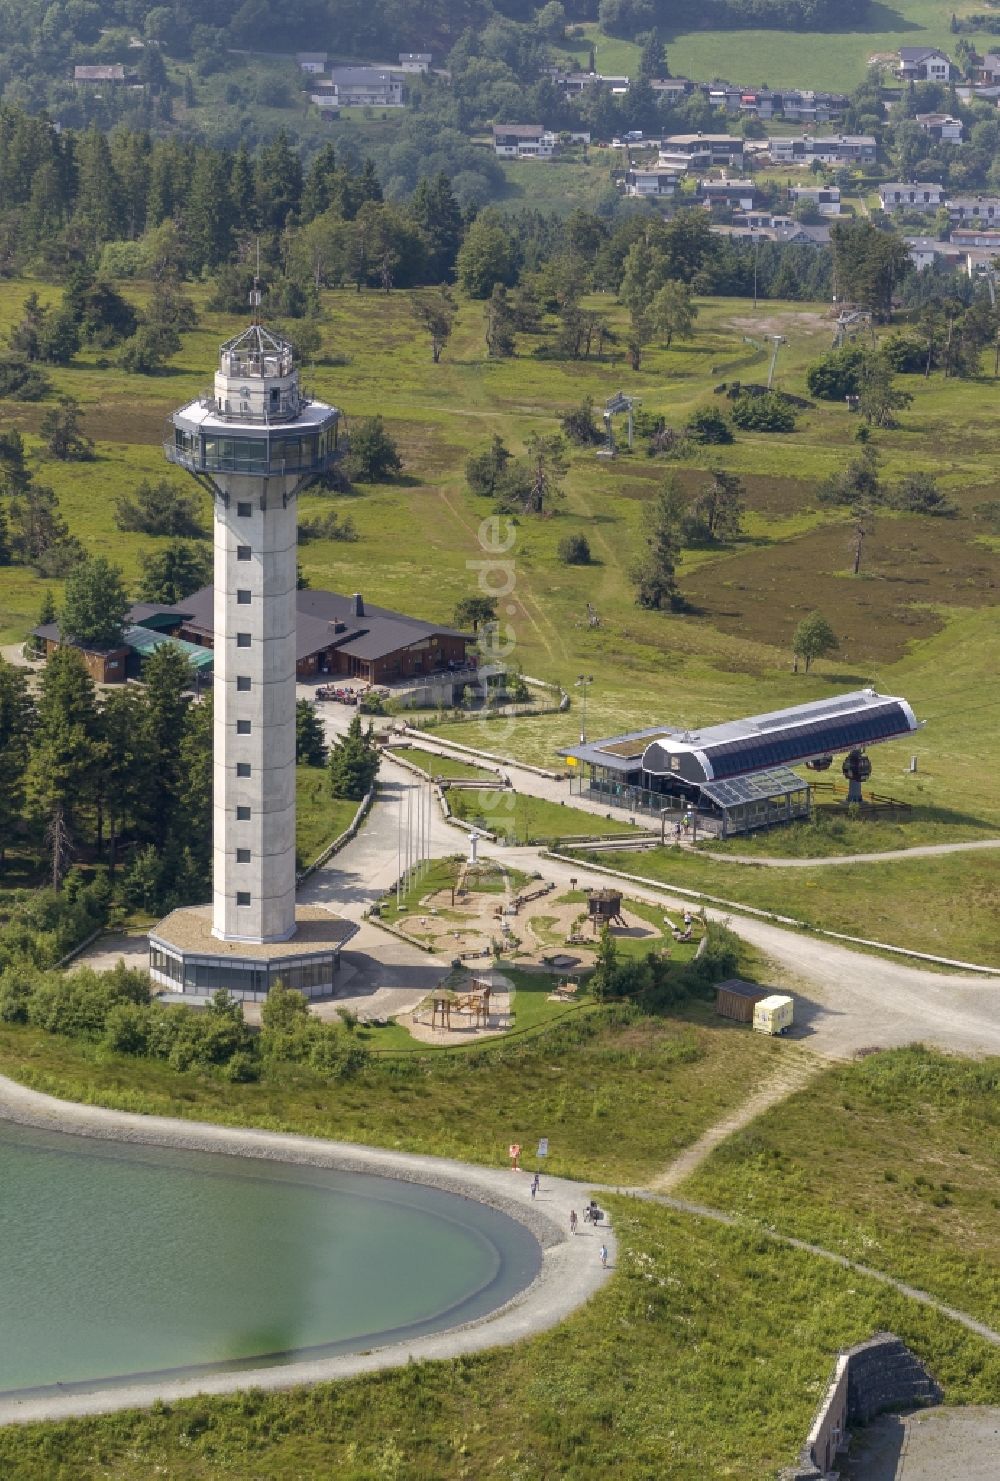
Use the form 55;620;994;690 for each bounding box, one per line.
237;632;251;648
236;891;251;907
237;676;251;692
236;545;252;562
236;806;251;821
237;719;251;735
237;502;252;517
237;589;251;605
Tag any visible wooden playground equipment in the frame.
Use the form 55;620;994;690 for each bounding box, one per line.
428;976;493;1031
587;888;626;933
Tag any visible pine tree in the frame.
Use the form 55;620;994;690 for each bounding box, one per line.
485;283;516;358
73;128;124;248
187;149;236;272
141;643;195;848
61;555;129;646
410;172;463;279
0;656;34;868
28;646;102;887
138;541;213;603
632;479;684;610
301;143;340;221
328;714;380;800
296;699;327;765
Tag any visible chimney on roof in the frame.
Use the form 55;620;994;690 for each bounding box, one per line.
351;593;364;616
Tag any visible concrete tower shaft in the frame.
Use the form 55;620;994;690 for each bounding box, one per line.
165;324;341;945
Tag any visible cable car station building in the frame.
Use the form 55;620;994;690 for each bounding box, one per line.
561;689;921;838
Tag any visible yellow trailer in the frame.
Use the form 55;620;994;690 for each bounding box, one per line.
753;994;794;1036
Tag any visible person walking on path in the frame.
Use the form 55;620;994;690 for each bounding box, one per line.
531;1172;540;1198
570;1209;578;1234
599;1244;608;1268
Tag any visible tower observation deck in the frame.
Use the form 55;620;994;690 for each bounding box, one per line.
164;324;341;946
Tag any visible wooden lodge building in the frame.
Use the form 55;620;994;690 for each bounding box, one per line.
175;586;474;685
36;590;476;692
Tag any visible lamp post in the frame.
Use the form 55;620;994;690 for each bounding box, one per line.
575;674;593;745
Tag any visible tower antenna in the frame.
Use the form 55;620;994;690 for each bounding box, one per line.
250;237;261;325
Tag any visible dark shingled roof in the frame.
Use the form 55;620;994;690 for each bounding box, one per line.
178;587;470;663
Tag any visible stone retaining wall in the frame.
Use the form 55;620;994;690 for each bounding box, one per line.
780;1332;942;1479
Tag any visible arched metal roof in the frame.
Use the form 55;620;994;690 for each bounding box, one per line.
640;690;920;784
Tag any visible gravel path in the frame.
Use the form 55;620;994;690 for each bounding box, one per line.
637;1190;1000;1349
0;1073;614;1427
698;838;1000;868
648;1053;823;1193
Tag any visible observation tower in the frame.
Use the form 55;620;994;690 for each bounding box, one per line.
149;310;356;1001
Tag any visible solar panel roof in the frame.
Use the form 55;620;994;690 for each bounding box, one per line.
700;767;808;807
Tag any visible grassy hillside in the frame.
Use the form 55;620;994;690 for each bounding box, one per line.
1;283;997;882
575;3;976;93
683;1046;1000;1329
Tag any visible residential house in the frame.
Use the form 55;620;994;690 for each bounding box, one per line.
711;222;829;246
698;178;757;211
877;181;945;212
740;90;777;120
321;67;403;107
779;90;848;125
766;134;876;165
296;52;327;73
74;64;126;83
624;169;678;199
788;184;842;215
650;78;695;101
897;47;952;83
492;124;556;159
950;227;1000;248
948;195;1000;224
915;112;964;143
707;83;744;115
660;134;745;169
398;52;432;72
904;236;990;276
975;52;1000;85
548;70;630;96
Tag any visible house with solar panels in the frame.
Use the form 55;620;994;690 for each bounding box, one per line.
560;690;921;838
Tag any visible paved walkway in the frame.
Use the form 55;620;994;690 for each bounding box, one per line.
841;1406;1000;1480
403;732;1000;868
307;769;1000;1062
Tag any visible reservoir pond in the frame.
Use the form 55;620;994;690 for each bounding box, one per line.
0;1119;541;1396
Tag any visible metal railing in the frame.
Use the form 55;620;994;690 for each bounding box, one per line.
163;440;338;479
196;387;318;425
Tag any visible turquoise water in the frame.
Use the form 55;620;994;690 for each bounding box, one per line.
0;1119;541;1396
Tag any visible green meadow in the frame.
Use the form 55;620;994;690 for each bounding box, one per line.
1;280;997;942
573;2;976;94
683;1046;1000;1330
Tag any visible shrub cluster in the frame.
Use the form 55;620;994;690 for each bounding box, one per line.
0;871;111;973
0;968;370;1084
590;921;740;1010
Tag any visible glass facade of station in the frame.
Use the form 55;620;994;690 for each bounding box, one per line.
168;423;339;478
149;943;341;1001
